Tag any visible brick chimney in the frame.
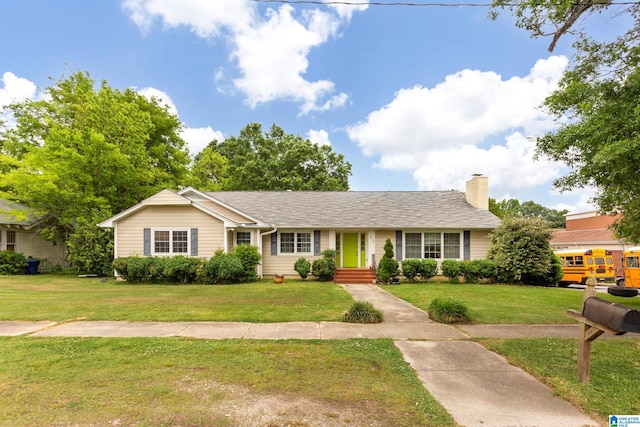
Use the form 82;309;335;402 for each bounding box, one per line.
466;174;489;210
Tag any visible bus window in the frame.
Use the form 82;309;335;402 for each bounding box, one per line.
575;256;584;266
594;257;605;265
566;256;574;266
586;258;593;265
627;256;640;268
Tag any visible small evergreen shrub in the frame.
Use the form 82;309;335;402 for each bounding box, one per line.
312;249;336;281
232;244;262;282
312;258;336;281
161;256;203;283
401;259;422;282
460;259;496;283
0;250;28;275
215;253;246;282
428;297;470;323
420;258;438;281
378;238;399;283
294;257;311;280
440;259;463;283
341;301;384;324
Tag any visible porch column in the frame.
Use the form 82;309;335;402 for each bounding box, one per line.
329;230;336;250
367;230;375;268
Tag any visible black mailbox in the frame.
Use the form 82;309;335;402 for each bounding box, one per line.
582;297;640;333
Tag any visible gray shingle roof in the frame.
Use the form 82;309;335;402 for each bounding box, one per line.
0;199;39;227
208;191;501;229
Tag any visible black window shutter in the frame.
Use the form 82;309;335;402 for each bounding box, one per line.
190;228;198;256
314;230;321;256
464;230;471;260
395;230;403;261
271;232;278;256
143;228;151;256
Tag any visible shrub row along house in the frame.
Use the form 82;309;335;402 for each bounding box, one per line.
99;175;500;282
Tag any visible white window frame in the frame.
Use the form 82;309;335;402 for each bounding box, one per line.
151;228;190;256
403;231;462;260
235;231;252;246
278;230;313;255
3;230;17;252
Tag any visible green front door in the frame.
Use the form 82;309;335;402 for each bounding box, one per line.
343;233;359;267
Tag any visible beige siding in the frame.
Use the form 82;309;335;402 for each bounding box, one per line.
470;229;493;259
198;201;255;223
1;228;67;268
261;230;329;277
374;230;396;265
115;206;224;258
145;190;191;205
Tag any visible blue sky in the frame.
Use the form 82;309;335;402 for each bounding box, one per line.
0;0;630;212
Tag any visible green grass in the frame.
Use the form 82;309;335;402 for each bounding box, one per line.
0;337;457;427
480;337;640;424
384;283;640;324
0;276;353;322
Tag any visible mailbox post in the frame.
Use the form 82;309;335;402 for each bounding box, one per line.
566;273;640;383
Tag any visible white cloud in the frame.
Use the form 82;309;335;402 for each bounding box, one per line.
347;56;569;195
1;72;38;127
181;126;224;156
307;129;331;146
0;72;37;109
123;0;362;114
137;86;223;156
137;86;178;115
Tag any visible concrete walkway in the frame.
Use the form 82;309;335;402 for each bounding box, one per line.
2;284;627;427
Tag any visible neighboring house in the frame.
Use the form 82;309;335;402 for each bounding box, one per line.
551;211;627;276
0;199;67;271
99;175;500;281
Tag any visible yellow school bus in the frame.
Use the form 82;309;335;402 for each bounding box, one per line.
620;246;640;288
554;248;615;286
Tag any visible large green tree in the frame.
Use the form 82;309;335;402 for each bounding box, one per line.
0;71;190;225
488;217;563;286
206;123;352;191
491;1;640;241
0;72;190;273
490;198;567;228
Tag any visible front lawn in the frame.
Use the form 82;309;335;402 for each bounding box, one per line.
384;283;640;324
0;276;353;322
480;337;640;424
0;337;456;427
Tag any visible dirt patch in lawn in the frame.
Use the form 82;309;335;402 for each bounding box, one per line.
177;376;391;426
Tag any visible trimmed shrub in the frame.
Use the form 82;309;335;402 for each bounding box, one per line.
428;297;470;323
420;258;438;281
311;249;336;281
294;257;311;280
378;238;399;284
232;244;261;282
161;256;203;283
341;301;384;324
440;259;463;283
215;253;246;282
401;259;422;282
460;259;496;283
0;250;28;275
312;257;336;281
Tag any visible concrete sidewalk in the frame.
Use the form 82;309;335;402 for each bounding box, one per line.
0;284;621;427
